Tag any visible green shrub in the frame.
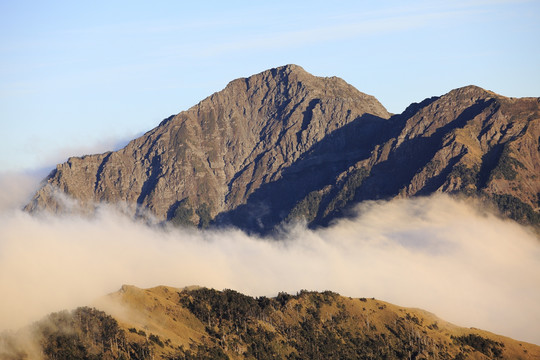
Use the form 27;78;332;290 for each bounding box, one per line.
287;191;323;222
452;334;504;358
489;145;525;181
196;203;212;228
449;163;479;189
149;334;164;347
324;167;369;215
492;194;540;225
171;199;195;227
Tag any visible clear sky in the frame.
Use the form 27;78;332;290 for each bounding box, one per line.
1;0;539;172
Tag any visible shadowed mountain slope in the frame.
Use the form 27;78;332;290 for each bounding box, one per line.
284;86;540;231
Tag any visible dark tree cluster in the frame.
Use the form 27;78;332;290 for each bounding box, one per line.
0;307;161;360
452;334;504;358
176;289;461;360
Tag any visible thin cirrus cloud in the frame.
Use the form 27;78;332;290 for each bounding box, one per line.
181;11;461;59
0;171;539;345
30;3;473;62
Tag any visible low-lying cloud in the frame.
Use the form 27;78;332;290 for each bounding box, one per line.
0;172;539;345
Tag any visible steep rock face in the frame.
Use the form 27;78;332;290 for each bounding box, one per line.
25;65;390;225
290;86;540;229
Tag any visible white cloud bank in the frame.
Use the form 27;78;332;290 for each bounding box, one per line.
0;172;539;345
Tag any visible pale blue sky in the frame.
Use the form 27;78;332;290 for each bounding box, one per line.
1;0;539;172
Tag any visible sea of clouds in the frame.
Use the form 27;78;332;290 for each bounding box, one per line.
1;171;539;345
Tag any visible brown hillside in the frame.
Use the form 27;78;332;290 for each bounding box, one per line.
3;285;538;359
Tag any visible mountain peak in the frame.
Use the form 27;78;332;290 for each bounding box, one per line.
272;63;306;73
222;64;372;103
225;63;310;91
256;64;308;78
448;85;501;100
26;65;391;227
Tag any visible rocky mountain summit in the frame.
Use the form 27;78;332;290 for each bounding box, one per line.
25;65;540;233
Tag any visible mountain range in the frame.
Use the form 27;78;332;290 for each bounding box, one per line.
7;65;540;358
24;64;540;233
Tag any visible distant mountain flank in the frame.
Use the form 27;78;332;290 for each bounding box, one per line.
25;65;540;233
2;286;539;359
